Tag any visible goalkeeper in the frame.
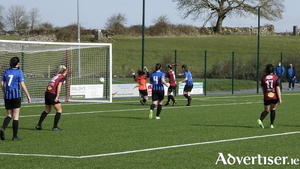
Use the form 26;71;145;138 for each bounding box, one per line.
132;67;149;105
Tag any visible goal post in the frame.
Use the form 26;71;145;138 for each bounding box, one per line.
0;40;112;103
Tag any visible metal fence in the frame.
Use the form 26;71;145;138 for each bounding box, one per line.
113;49;300;95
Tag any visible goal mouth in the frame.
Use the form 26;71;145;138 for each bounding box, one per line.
0;40;112;104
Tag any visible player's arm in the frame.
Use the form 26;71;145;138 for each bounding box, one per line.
276;86;282;104
178;77;187;84
161;77;169;87
20;81;31;103
55;82;63;101
1;81;5;94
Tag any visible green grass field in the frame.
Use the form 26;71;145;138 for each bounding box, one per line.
1;92;300;168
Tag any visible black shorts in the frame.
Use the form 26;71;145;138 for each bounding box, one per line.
139;90;148;97
167;86;176;93
45;92;60;105
264;99;279;105
152;90;164;101
4;98;21;110
184;85;193;92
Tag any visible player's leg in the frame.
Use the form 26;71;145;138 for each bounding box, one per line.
156;91;165;119
1;99;14;140
12;107;22;140
257;102;271;128
52;103;63;131
270;102;278;128
165;88;171;106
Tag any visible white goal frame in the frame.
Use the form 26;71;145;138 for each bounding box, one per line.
0;40;112;103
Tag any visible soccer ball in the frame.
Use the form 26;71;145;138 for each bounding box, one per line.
99;77;105;83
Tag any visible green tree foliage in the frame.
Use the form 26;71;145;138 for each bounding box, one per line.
172;0;285;33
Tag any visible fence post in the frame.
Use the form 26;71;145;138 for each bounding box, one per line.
174;50;177;96
232;51;235;94
204;50;207;96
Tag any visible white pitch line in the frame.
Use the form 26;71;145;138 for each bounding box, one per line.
1;131;299;159
3;101;259;118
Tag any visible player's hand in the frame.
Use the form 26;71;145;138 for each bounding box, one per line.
132;72;135;76
144;66;148;72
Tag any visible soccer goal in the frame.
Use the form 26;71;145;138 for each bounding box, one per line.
0;40;112;103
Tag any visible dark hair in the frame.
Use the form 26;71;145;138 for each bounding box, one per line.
181;64;188;72
265;64;274;74
167;64;172;69
155;63;162;71
137;70;145;76
10;56;20;68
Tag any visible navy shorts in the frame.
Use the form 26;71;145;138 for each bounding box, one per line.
184;85;193;92
263;99;279;105
152;90;164;101
139;90;148;97
45;92;60;105
167;86;176;93
4;98;21;110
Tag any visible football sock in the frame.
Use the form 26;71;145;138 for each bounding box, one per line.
156;105;162;117
12;120;19;138
260;111;269;121
170;95;175;102
187;96;192;104
142;98;147;103
270;110;276;125
167;95;171;102
53;112;61;128
184;94;188;99
1;116;12;131
150;104;155;110
37;111;48;126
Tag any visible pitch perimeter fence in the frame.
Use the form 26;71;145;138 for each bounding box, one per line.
113;49;300;95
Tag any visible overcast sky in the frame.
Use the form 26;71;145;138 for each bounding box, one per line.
1;0;298;32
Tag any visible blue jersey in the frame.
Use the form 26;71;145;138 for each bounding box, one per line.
150;71;165;90
184;71;193;85
2;68;25;99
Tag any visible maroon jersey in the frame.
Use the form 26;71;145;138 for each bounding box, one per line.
166;70;177;86
261;74;279;100
46;74;66;94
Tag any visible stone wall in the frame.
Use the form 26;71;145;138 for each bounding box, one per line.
0;25;299;38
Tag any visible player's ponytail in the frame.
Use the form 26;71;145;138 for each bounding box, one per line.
10;56;20;68
155;63;162;71
58;65;67;74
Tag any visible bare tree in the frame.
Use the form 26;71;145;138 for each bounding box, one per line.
105;13;127;35
28;7;40;30
6;5;28;30
172;0;285;33
0;5;5;30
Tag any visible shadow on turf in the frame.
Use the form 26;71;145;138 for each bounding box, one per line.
98;115;147;120
280;124;300;127
193;124;256;128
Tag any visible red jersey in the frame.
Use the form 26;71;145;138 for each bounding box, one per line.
261;74;279;100
166;70;177;86
46;74;66;94
135;75;148;90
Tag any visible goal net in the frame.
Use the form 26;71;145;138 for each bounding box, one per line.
0;40;112;103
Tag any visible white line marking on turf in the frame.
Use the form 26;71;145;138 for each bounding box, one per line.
8;101;260;118
0;131;299;159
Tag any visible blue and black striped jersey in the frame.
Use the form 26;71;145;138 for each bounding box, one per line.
2;68;24;99
150;71;165;90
